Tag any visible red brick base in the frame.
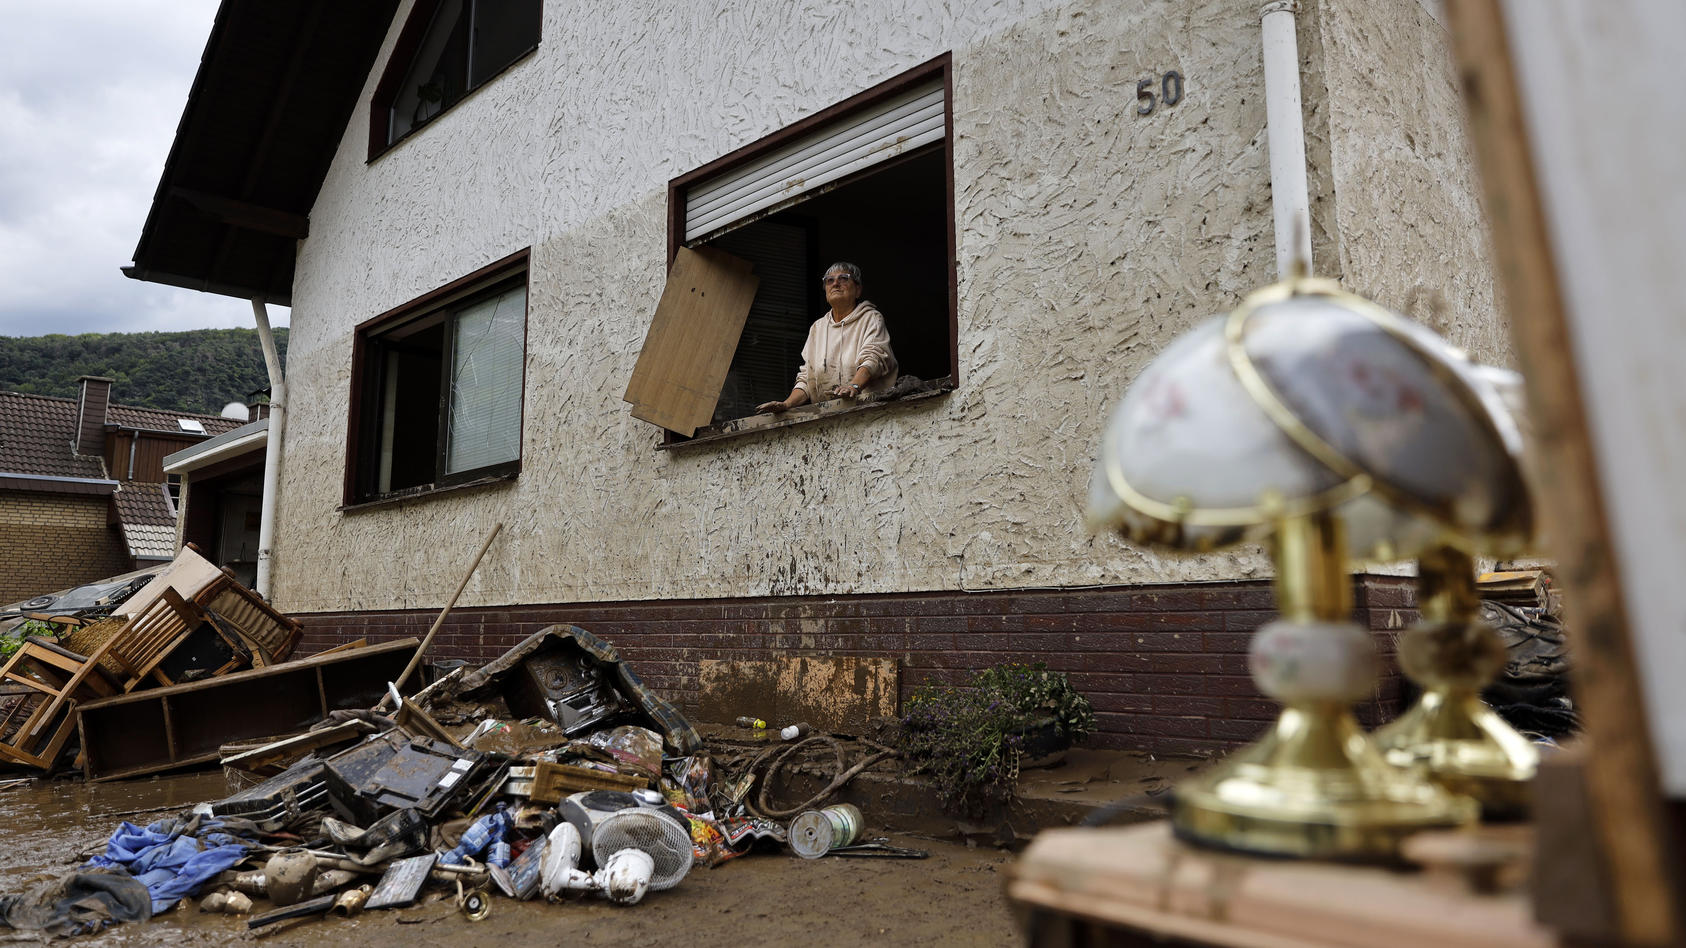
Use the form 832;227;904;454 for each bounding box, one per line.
293;575;1415;757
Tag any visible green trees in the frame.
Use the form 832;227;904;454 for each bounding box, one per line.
0;329;288;415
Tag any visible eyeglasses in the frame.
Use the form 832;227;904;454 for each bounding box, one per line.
821;274;855;286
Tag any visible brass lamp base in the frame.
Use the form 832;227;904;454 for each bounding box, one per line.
1172;704;1478;861
1375;549;1539;820
1375;689;1538;820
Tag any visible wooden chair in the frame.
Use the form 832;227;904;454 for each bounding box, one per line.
27;587;205;738
0;638;121;770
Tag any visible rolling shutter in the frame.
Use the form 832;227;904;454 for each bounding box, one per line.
683;78;945;242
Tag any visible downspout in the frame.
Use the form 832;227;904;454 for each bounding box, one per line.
251;298;287;601
1261;0;1313;277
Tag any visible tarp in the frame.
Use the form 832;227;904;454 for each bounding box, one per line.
84;815;252;913
0;869;151;936
456;625;703;755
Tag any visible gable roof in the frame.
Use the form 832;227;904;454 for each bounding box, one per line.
0;391;241;479
0;392;106;479
122;1;400;305
112;483;179;561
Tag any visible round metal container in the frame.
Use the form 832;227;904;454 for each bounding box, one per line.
788;803;863;859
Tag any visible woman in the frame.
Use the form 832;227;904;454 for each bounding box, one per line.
756;262;898;413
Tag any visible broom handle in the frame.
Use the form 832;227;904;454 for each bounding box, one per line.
393;521;503;694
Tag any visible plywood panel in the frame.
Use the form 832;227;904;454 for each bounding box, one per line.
622;246;759;436
696;655;897;732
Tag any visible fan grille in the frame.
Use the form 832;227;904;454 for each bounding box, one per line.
590;810;694;890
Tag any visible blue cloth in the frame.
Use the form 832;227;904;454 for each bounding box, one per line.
84;818;250;913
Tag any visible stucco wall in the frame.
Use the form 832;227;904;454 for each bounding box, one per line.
275;0;1496;613
1314;0;1508;362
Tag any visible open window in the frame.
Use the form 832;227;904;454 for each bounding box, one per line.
625;56;957;441
368;0;543;159
345;251;528;506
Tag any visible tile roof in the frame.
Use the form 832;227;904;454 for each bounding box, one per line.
0;391;242;481
123;523;178;561
108;404;243;436
113;482;176;529
113;482;178;561
0;392;105;478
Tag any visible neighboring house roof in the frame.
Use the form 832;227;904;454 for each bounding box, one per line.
0;392;107;479
122;1;400;304
0;389;243;562
113;483;178;561
109;403;243;437
163;417;269;474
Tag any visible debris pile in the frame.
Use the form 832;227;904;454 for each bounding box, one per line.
0;623;918;938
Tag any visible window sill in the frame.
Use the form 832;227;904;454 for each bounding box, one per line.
338;470;518;513
659;377;954;451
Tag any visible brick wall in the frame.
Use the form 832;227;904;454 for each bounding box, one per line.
295;576;1416;757
0;492;132;603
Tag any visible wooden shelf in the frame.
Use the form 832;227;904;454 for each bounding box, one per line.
1007;822;1557;948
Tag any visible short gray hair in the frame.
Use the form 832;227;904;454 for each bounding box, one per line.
823;261;863;287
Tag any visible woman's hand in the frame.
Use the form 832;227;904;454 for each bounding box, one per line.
755;400;789;414
830;382;863;399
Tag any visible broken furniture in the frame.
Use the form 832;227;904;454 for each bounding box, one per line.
24;588;223;750
77;637;419;781
114;545;301;666
0;638;122;771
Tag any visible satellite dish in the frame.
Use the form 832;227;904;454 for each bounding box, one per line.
220;401;250;421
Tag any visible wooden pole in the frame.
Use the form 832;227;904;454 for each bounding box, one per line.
1441;2;1680;943
391;521;503;696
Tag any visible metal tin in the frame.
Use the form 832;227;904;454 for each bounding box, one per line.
788;804;863;859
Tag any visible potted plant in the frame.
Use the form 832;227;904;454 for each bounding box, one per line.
898;663;1096;816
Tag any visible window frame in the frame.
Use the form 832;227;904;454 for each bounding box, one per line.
658;53;959;446
342;249;530;509
366;0;543;162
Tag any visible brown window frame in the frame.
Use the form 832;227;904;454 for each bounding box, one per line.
656;53;959;446
342;249;530;510
366;0;543;162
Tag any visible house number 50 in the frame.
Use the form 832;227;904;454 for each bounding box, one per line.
1136;71;1185;115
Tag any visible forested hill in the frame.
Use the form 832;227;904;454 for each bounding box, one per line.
0;328;288;417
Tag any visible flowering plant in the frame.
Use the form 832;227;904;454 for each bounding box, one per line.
898;663;1094;816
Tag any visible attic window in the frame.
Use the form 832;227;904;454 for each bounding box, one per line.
625;56;958;440
369;0;542;158
177;419;207;434
345;250;529;505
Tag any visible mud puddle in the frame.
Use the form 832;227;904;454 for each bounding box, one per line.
0;771;1019;946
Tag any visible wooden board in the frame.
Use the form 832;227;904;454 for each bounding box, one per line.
77;637;419;781
622;245;759;436
1442;2;1682;942
696;656;897;733
1009;822;1557;948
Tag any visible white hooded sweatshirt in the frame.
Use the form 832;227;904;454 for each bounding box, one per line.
793;300;899;400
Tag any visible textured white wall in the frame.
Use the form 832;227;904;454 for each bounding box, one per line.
275;0;1494;613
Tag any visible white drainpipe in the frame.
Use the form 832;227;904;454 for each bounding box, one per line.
1261;0;1313;277
251;298;287;600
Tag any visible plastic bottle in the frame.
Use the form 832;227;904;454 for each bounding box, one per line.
780;723;812;741
735;716;767;729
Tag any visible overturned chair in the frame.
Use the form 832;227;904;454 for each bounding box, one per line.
0;546;302;772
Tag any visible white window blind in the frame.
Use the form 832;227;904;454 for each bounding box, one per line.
684;78;945;242
445;285;525;475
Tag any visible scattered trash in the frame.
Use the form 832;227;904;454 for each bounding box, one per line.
0;619;919;938
789;803;864;859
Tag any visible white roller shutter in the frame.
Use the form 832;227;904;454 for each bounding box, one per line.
684;78;945;242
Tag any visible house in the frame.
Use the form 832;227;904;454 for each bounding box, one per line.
124;0;1502;755
0;377;243;603
160;397;271;590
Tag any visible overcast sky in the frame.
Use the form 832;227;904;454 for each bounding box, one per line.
0;1;289;338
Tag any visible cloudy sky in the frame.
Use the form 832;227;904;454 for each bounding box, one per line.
0;1;288;337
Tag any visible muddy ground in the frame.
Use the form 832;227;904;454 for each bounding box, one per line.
0;772;1019;946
